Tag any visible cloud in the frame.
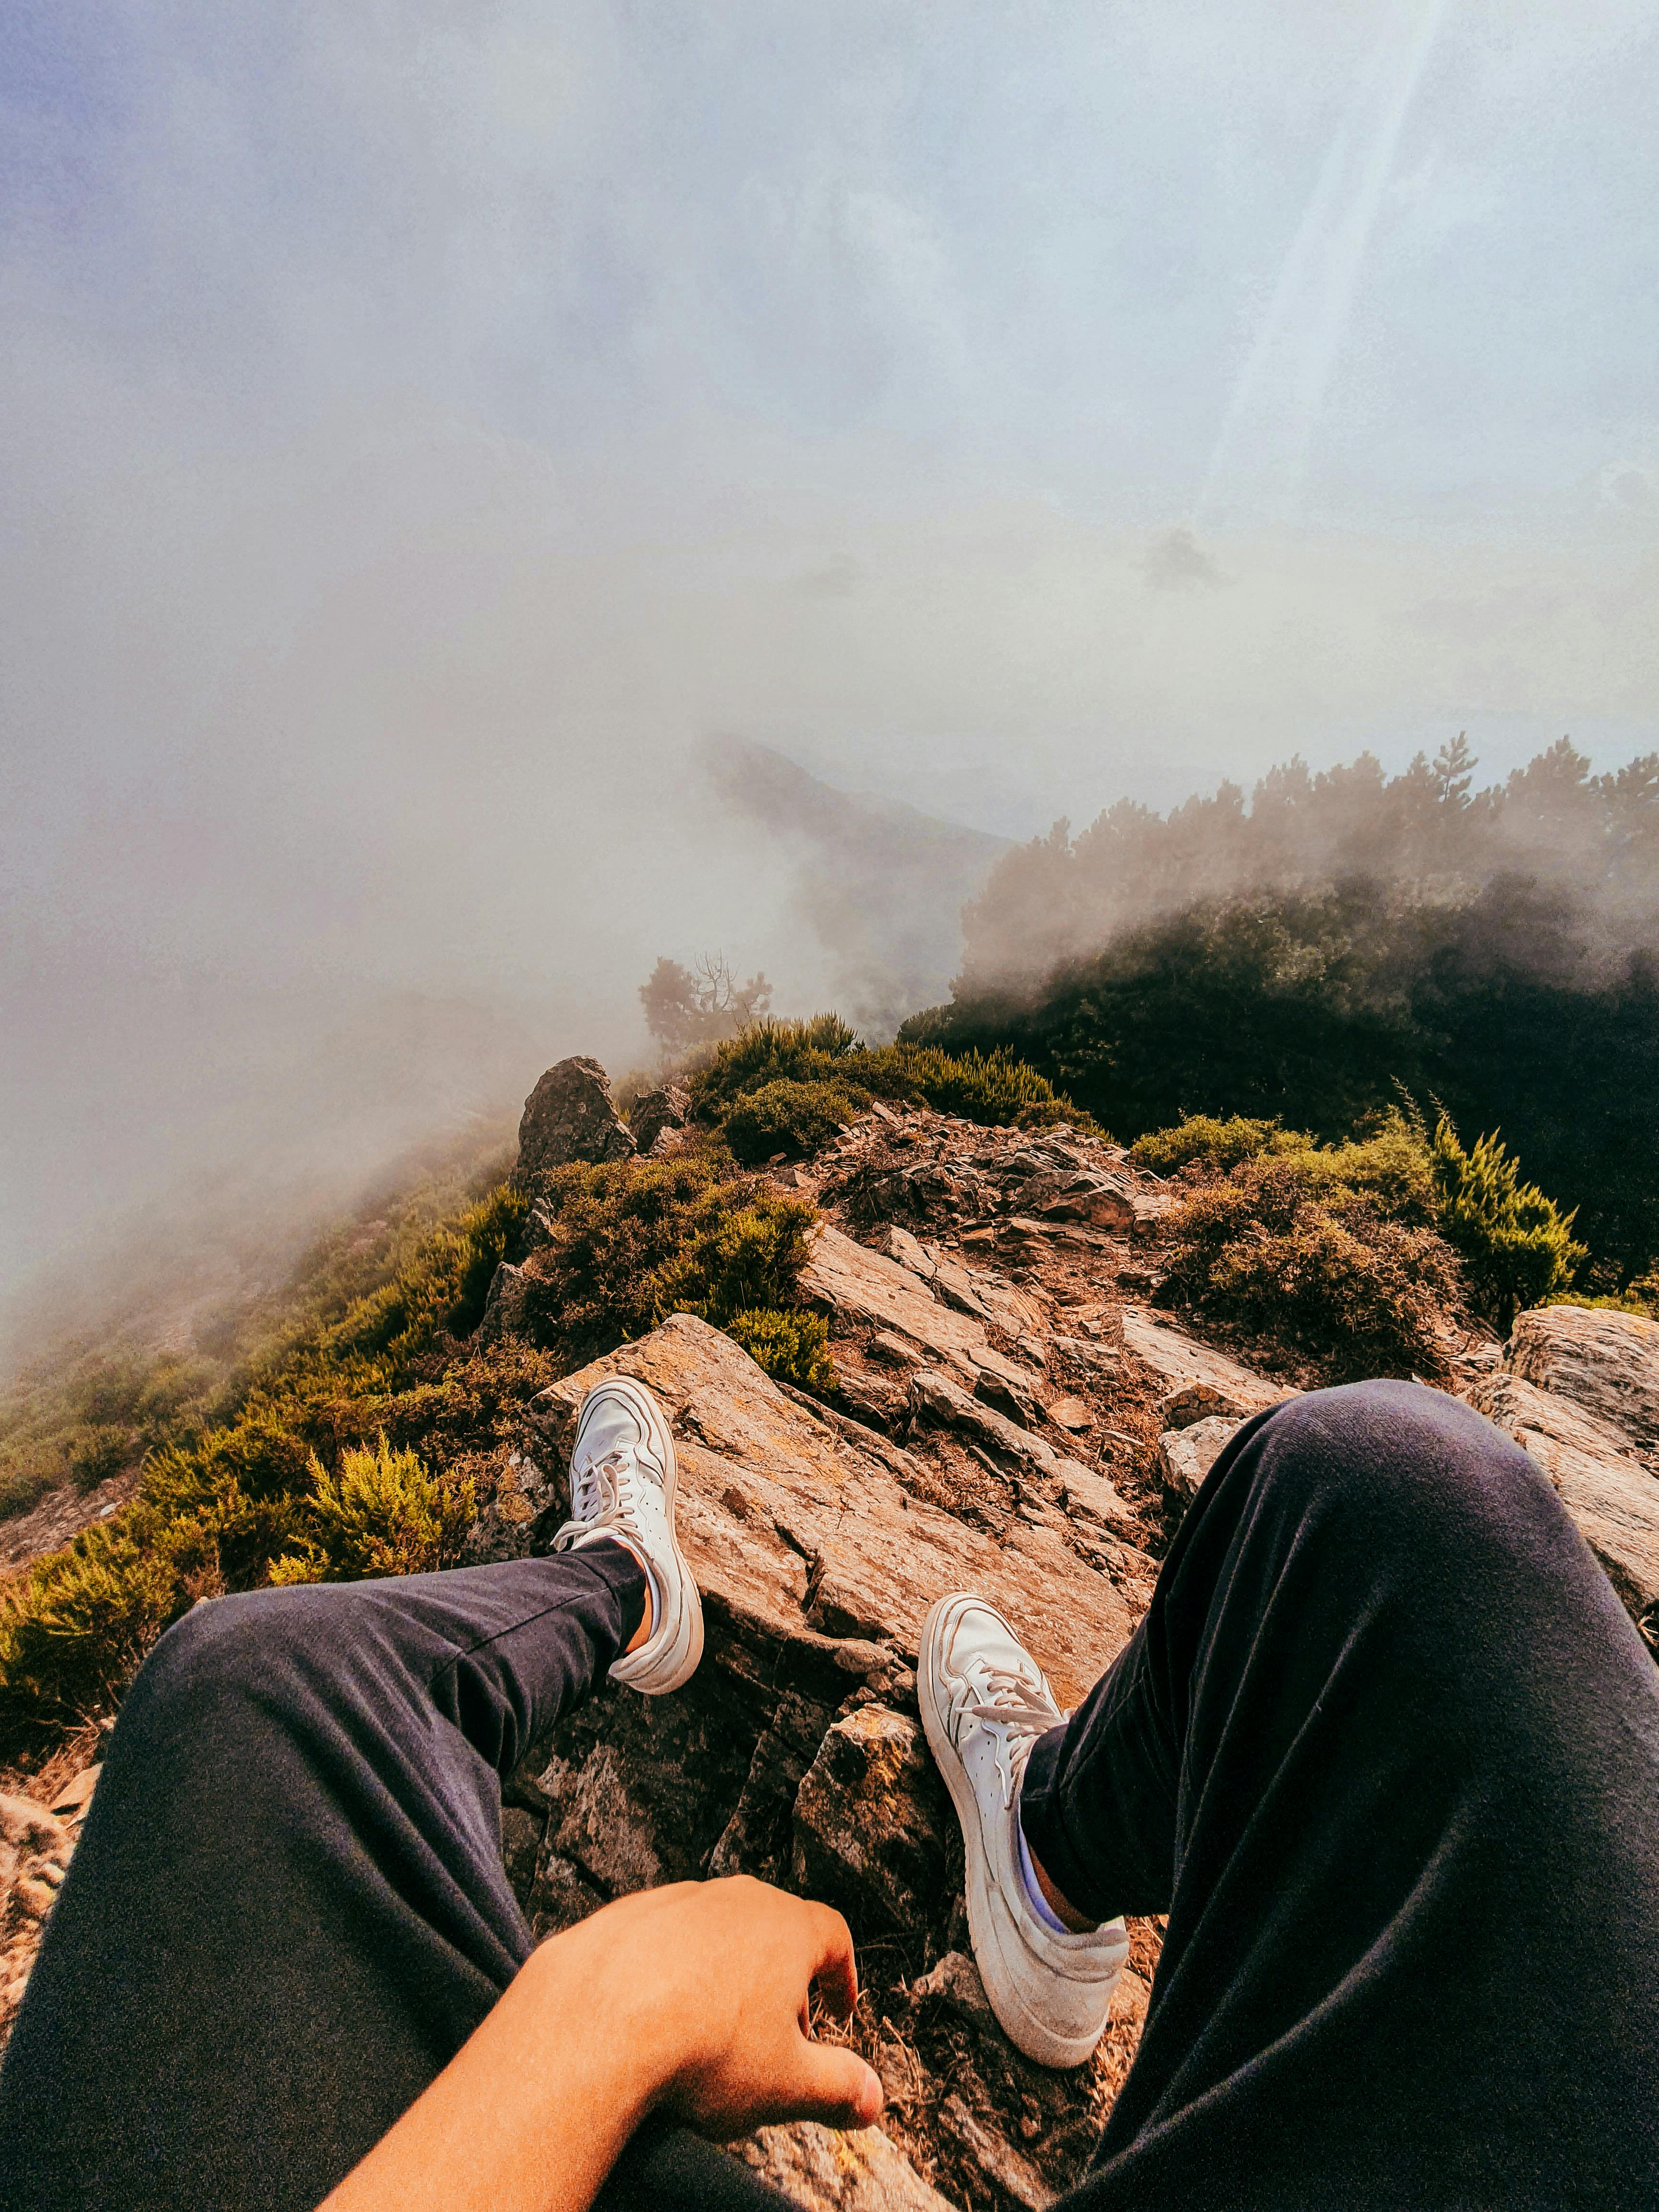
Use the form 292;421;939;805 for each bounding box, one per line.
1;0;1656;1316
1142;528;1227;592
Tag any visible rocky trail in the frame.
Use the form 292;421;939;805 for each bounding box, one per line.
3;1063;1658;2207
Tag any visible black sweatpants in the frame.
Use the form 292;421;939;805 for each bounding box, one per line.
2;1382;1656;2210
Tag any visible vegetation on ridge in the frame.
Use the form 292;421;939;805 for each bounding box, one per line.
688;1014;1099;1139
0;1131;831;1757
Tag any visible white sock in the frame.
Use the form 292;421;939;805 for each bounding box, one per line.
1017;1809;1069;1933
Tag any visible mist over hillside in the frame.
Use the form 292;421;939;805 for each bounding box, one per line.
907;736;1659;1278
701;735;1007;1036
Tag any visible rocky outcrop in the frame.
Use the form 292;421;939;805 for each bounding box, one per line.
524;1314;1139;1704
1118;1309;1294;1427
630;1082;692;1156
1464;1370;1659;1625
476;1299;1165;2208
516;1056;636;1178
1506;1305;1659;1452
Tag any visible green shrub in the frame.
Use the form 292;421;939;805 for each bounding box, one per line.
723;1078;871;1163
1427;1118;1586;1331
269;1437;475;1585
0;1525;179;1736
518;1154;820;1358
720;1308;836;1391
68;1425;132;1491
1160;1154;1464;1379
688;1016;1098;1135
1133;1115;1295;1177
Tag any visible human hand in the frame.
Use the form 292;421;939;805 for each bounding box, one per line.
531;1875;884;2140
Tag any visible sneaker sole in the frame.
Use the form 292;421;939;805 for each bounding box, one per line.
920;1594;1109;2069
578;1376;704;1696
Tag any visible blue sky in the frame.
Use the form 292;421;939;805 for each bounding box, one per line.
2;0;1657;1291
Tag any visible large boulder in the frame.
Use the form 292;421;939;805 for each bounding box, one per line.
516;1056;636;1178
1506;1305;1659;1453
792;1705;950;1934
528;1313;1139;1709
1464;1370;1659;1629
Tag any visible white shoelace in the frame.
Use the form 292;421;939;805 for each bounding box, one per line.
551;1448;641;1553
956;1662;1060;1809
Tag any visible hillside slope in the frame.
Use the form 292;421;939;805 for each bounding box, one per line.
4;1053;1654;2208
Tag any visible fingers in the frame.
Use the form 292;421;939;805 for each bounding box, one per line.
803;1900;859;2020
777;2041;885;2132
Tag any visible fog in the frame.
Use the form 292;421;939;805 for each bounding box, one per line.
3;1;1657;1331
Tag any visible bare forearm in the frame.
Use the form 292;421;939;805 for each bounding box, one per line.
319;1940;661;2212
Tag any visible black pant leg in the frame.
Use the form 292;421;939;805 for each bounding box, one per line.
0;1551;656;2210
1021;1380;1659;2211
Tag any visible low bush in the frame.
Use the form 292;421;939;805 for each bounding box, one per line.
1140;1105;1582;1341
720;1308;836;1391
0;1171;555;1757
269;1437;475;1585
517;1153;821;1360
688;1016;1099;1134
1160;1154;1464;1380
723;1079;871;1163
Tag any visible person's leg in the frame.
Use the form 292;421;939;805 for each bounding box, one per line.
0;1550;639;2210
0;1540;788;2208
1018;1380;1659;2209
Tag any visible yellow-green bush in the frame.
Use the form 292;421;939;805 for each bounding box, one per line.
1160;1154;1463;1380
269;1438;474;1585
1427;1118;1586;1331
0;1172;553;1757
720;1308;836;1391
517;1151;820;1358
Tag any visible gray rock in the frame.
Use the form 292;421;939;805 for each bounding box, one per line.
730;2122;957;2212
516;1056;636;1179
1507;1305;1659;1452
1463;1370;1659;1627
792;1705;950;1934
631;1082;691;1156
1156;1415;1242;1507
1120;1307;1293;1419
936;2093;1054;2210
911;1948;997;2028
478;1260;529;1344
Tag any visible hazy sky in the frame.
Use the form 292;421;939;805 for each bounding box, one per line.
3;0;1657;1302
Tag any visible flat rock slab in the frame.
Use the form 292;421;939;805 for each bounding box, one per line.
1119;1308;1293;1419
800;1224;1040;1400
1464;1370;1659;1622
1507;1305;1659;1453
530;1314;1136;1707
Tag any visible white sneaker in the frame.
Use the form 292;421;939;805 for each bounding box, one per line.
919;1593;1128;2068
551;1377;704;1695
